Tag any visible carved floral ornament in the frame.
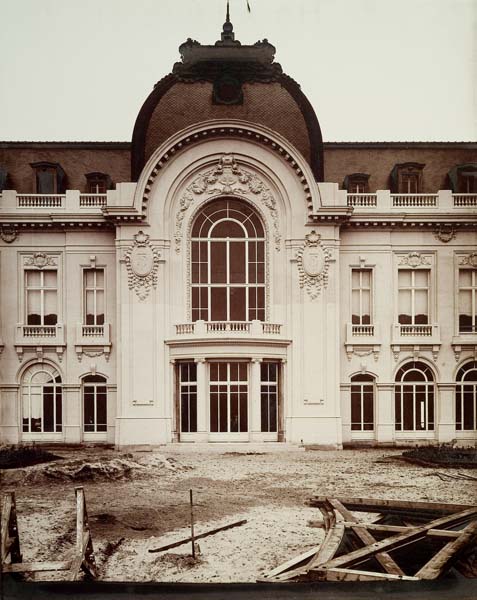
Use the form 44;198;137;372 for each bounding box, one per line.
124;231;161;301
23;253;57;268
175;154;281;253
398;252;431;268
460;253;477;268
296;231;331;300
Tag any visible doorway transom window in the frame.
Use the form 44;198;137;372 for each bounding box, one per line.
191;198;265;322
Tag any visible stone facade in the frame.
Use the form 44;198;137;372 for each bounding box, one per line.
0;19;476;448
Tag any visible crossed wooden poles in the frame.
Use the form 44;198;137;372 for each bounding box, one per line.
1;486;97;580
261;497;477;582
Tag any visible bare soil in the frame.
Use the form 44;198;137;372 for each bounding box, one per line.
1;447;476;583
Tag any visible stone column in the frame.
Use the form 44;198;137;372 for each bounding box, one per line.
249;357;262;441
375;383;395;443
195;358;208;442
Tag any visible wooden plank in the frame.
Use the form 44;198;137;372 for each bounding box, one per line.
313;567;419;582
2;561;71;573
308;496;474;516
315;508;477;571
339;522;462;539
261;545;321;579
329;498;405;576
416;519;477;579
148;519;248;553
1;494;13;563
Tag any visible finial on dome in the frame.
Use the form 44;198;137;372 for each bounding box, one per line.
221;0;235;42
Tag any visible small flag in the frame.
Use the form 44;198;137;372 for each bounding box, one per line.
246;0;251;12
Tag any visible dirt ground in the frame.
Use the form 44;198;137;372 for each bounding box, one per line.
1;446;477;583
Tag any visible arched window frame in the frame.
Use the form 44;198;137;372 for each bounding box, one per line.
21;363;62;434
190;197;267;323
456;361;477;431
395;361;435;432
82;374;108;434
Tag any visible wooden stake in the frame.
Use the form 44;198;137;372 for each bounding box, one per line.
190;489;195;559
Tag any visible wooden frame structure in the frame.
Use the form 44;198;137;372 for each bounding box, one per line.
261;497;477;582
1;486;97;580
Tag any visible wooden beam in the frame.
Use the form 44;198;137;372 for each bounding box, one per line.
416;519;477;579
148;519;248;553
313;567;419;582
261;545;321;579
329;498;405;576
315;508;477;571
339;522;461;539
2;561;71;573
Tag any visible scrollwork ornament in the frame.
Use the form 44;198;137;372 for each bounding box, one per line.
175;154;281;252
0;225;18;243
24;252;57;268
296;231;331;300
124;231;161;301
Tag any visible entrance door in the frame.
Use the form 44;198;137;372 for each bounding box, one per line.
209;362;248;440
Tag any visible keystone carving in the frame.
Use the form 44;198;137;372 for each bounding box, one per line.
296;231;331;300
124;231;160;301
175;154;280;252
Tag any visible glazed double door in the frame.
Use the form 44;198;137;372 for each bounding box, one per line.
209;361;248;440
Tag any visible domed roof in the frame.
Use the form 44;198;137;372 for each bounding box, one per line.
131;15;324;181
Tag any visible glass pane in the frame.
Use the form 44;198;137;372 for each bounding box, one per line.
459;269;472;287
415;289;428;322
363;390;374;428
230;242;246;283
351;389;362;429
230;389;239;432
211;220;245;238
44;290;57;325
189;392;197;432
37;170;55;193
26;270;41;286
84;270;95;287
230;287;246;321
260;391;269;432
84;391;95;428
43;388;54;432
210;287;227;321
210;242;227;283
181;392;190;432
361;270;371;288
43;270;57;287
414;270;428;287
402;388;414;430
398;290;411;324
97;291;105;320
97;391;107;426
463;387;475;430
239;390;248;432
351;270;360;288
398;270;411;287
27;290;41;322
96;269;104;287
219;390;228;432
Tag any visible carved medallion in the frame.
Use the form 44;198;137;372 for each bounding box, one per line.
460;253;477;268
175;154;281;252
24;252;57;268
399;252;430;268
296;231;331;300
0;225;18;243
433;224;456;243
125;231;160;301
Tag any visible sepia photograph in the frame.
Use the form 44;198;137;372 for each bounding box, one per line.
0;0;476;598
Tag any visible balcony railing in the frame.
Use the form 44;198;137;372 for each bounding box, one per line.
351;324;375;336
399;324;433;336
453;194;477;207
347;194;377;207
391;194;438;207
15;323;65;346
81;325;105;337
345;323;380;347
392;323;440;345
17;194;65;208
175;321;282;336
79;193;107;207
75;323;111;343
22;325;57;337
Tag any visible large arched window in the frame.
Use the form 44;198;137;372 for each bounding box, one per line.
395;361;434;432
191;198;265;322
456;362;477;431
22;364;62;433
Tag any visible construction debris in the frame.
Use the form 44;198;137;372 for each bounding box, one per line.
149;519;248;554
260;496;477;582
1;487;97;580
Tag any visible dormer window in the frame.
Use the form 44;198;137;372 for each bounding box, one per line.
344;173;370;194
390;163;425;194
85;172;111;194
448;164;477;193
31;162;66;194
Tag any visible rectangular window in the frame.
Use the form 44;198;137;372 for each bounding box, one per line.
401;173;419;194
351;378;374;431
83;382;107;433
209;362;248;433
179;362;197;433
83;268;105;325
458;269;477;333
351;269;372;325
260;362;279;433
398;269;429;325
25;269;58;325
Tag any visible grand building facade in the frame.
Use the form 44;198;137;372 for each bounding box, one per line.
0;18;476;447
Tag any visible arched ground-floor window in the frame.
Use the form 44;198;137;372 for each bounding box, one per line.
395;361;435;432
22;364;62;435
456;361;477;431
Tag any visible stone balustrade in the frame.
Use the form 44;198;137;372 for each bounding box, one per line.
175;320;282;337
346;190;477;211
